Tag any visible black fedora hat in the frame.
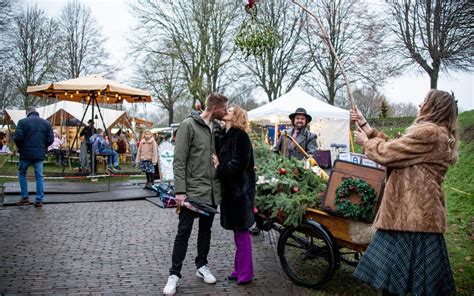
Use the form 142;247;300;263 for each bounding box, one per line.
289;107;312;123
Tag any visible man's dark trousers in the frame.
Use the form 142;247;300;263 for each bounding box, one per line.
169;207;216;278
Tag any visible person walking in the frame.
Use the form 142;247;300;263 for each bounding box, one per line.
135;130;158;188
163;92;228;295
352;89;457;296
211;105;256;285
13;106;54;208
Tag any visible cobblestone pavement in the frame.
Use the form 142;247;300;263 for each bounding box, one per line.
0;201;311;295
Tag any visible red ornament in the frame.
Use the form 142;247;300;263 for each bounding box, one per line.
291;186;300;193
279;168;286;175
196;101;202;111
277;208;283;221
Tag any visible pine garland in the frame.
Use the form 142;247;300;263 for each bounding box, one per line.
254;141;326;227
334;178;378;222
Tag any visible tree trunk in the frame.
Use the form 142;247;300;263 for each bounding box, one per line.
429;69;439;89
168;107;174;127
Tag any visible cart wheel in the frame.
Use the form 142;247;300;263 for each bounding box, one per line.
339;248;363;267
278;223;337;288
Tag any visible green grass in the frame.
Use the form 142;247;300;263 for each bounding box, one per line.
444;140;474;295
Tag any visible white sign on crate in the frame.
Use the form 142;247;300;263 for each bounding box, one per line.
158;141;175;183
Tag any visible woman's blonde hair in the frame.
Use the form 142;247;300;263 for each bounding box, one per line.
230;105;249;131
416;89;459;164
142;129;152;139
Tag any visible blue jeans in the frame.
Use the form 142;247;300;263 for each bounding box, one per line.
130;143;137;163
99;148;119;167
18;159;44;202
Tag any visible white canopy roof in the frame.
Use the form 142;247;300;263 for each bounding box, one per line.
249;88;350;151
248;88;348;123
4;101;130;129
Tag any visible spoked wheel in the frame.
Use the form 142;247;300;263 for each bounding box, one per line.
339;248;363;267
277;223;337;288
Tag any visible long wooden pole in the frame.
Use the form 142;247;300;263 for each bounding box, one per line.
292;0;354;108
292;0;356;153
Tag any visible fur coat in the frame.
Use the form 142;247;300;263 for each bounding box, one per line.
216;128;256;231
364;122;452;233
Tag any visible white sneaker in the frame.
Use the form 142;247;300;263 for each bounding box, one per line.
163;275;180;295
196;265;216;284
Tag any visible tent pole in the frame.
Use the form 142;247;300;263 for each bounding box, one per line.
70;96;92;152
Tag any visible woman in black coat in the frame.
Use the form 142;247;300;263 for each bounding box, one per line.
212;105;256;285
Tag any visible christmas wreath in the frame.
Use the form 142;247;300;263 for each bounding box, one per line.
334;178;378;222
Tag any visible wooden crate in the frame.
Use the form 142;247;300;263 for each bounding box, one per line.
322;160;385;222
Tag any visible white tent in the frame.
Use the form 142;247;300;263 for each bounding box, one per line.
4;101;130;130
248;88;350;152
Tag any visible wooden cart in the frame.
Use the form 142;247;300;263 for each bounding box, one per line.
257;161;385;289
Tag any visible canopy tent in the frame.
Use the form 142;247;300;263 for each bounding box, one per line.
27;75;152;104
248;88;350;151
4;101;131;130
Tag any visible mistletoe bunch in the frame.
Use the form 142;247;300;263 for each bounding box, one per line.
235;2;280;58
334;178;378;222
254;141;326;227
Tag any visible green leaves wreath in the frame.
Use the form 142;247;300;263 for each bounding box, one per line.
334;178;378;222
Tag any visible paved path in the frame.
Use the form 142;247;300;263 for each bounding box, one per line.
0;201;310;295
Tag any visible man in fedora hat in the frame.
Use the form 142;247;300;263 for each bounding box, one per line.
273;107;317;160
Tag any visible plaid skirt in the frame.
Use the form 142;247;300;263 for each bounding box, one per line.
353;230;455;296
140;160;155;174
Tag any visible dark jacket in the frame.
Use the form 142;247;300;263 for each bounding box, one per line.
173;113;222;206
80;126;96;144
216;128;256;230
273;126;317;160
13;112;54;160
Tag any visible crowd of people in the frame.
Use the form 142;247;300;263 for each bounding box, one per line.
8;88;458;296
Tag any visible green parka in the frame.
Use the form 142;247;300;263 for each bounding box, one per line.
173;113;222;206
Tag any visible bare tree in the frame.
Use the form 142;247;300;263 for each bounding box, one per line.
352;87;386;119
304;0;397;106
0;0;16;112
129;0;241;106
136;53;187;126
57;0;115;79
241;0;313;102
390;101;418;117
385;0;474;88
4;6;61;108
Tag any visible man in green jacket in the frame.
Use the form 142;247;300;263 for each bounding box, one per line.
164;92;228;295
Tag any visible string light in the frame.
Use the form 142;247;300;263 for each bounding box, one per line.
75;90;79;94
64;92;68;96
70;94;73;99
106;97;109;101
97;91;101;96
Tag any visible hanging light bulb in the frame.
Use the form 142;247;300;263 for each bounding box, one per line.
76;90;79;94
118;96;121;100
70;94;73;99
65;92;68;96
97;91;101;96
87;96;90;100
115;94;118;98
106;97;109;101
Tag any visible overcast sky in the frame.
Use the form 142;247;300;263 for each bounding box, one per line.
29;0;473;111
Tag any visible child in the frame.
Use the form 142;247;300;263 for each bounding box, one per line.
136;130;158;188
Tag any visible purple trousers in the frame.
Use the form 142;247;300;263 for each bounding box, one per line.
231;230;253;283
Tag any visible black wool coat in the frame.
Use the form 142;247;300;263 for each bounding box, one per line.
216;128;256;231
